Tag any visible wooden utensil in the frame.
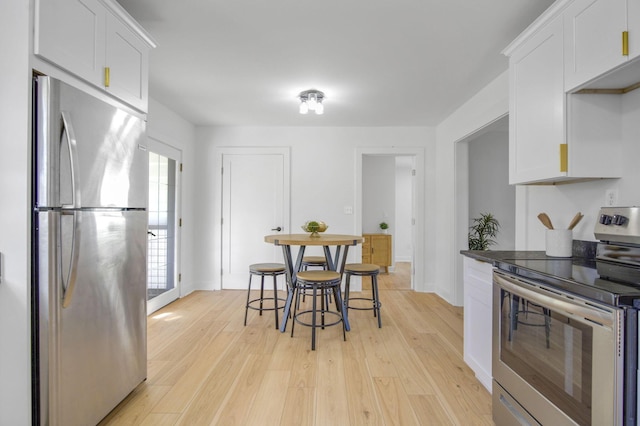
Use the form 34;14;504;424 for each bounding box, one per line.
537;213;554;230
567;212;584;230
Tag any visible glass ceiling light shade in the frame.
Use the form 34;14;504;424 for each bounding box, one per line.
298;89;324;115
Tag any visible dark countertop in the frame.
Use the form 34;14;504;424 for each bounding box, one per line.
460;250;549;265
460;242;640;306
460;240;598;265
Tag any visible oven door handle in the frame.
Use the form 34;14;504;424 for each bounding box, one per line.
494;270;617;329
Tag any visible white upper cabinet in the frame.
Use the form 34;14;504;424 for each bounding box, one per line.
505;0;623;185
564;0;628;91
508;14;565;184
34;0;155;112
630;0;640;61
104;13;150;111
35;0;107;87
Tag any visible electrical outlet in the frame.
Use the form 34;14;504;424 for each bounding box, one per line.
605;189;618;207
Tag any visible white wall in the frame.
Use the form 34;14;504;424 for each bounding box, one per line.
363;155;396;233
436;71;510;306
468;125;515;250
0;0;32;424
147;98;197;296
516;89;640;249
192;126;435;291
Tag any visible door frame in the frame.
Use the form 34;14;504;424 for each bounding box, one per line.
147;137;182;314
212;147;291;291
454;113;509;306
355;146;425;292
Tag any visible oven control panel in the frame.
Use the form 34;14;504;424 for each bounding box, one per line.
594;207;640;244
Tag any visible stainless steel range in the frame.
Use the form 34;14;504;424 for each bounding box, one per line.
492;207;640;426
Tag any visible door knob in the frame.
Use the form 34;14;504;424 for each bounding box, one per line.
271;226;282;231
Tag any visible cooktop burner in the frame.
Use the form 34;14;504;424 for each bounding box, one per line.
495;257;640;306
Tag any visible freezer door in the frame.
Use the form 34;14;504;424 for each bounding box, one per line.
39;210;147;426
35;76;148;209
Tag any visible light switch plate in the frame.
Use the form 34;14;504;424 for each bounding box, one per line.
344;206;353;215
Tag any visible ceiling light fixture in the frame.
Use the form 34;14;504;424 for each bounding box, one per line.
298;89;324;115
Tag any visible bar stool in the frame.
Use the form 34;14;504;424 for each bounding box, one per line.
244;263;286;329
291;270;346;350
343;263;382;328
301;256;328;270
300;255;329;303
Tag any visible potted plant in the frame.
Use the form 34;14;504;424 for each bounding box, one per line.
379;222;389;233
468;213;500;250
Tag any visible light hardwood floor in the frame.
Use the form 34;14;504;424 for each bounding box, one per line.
100;263;492;425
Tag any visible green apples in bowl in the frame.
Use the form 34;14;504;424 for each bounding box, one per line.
302;220;328;236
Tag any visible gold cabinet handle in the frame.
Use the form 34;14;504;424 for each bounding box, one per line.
104;67;110;87
560;144;568;173
623;31;629;56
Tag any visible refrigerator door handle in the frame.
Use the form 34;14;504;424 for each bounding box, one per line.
61;210;81;308
60;111;81;210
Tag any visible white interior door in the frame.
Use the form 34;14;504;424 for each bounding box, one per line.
147;139;181;314
220;149;290;289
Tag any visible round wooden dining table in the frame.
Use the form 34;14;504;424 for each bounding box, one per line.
264;233;364;333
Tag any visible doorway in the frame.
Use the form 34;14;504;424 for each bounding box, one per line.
362;155;414;279
147;139;182;314
454;114;515;305
356;147;425;292
213;147;291;290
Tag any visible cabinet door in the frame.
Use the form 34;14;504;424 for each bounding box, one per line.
564;0;627;91
35;0;106;86
509;15;565;184
463;257;493;392
362;235;371;264
370;235;391;267
105;13;149;111
629;0;640;61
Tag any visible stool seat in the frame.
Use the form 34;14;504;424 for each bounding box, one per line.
250;263;286;273
302;256;327;265
300;257;330;303
344;263;380;273
296;270;340;282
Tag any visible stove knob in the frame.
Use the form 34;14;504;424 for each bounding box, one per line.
599;214;613;225
612;214;627;226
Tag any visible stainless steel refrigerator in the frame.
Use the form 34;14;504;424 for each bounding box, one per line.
32;75;148;425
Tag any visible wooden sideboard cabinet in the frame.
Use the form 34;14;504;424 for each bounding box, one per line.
362;233;391;273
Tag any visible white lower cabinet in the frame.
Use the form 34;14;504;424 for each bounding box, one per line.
463;256;493;393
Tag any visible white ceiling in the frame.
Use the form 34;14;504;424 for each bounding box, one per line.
116;0;555;127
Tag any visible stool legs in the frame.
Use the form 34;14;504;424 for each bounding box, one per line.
272;274;279;329
344;272;382;328
244;273;253;326
245;270;284;329
311;285;317;350
291;281;345;350
371;274;382;328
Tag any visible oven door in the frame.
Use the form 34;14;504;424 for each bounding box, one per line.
493;270;624;426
